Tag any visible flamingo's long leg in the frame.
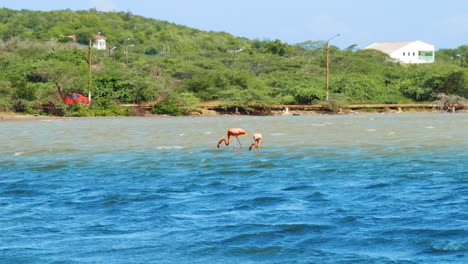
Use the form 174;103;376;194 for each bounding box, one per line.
236;136;242;148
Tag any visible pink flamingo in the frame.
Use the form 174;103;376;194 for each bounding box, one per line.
249;133;262;151
217;128;248;148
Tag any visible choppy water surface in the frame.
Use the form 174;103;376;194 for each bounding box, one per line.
1;113;467;263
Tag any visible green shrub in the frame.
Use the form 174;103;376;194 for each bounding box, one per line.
0;97;11;111
12;100;35;114
66;103;93;117
152;97;183;116
90;99;131;116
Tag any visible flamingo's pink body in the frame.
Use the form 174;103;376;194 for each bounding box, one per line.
249;133;262;151
217;128;248;148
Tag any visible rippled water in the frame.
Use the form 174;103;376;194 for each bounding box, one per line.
1;113;467;263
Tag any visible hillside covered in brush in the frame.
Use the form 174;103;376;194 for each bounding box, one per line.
0;8;467;116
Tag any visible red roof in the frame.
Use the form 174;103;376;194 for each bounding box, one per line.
93;35;106;40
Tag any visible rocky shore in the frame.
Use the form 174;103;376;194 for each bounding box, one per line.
2;108;466;121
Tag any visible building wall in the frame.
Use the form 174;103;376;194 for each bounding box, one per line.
93;39;106;50
390;41;435;64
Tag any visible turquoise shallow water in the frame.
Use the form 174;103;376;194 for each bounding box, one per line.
1;113;467;263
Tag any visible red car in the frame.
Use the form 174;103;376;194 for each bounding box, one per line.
64;93;89;105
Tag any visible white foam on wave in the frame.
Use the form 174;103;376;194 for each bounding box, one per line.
13;152;24;156
271;133;285;136
366;128;377;132
310;123;326;127
204;132;212;135
425;126;435;129
157;146;184;150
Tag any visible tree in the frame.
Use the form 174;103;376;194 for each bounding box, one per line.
32;59;87;100
400;64;467;101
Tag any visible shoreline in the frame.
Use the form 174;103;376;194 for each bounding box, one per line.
0;112;58;121
1;108;466;121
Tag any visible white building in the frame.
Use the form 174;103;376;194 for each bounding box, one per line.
92;35;106;50
365;41;435;64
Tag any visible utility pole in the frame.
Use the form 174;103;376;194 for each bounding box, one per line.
326;41;330;101
88;38;92;91
325;34;341;101
125;44;135;65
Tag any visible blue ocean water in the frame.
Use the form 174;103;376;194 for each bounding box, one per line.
1;113;467;263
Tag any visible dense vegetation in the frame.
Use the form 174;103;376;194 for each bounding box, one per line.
0;8;467;116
